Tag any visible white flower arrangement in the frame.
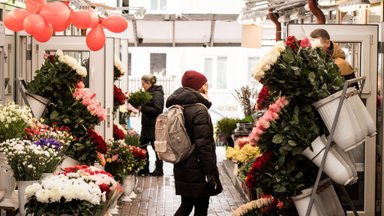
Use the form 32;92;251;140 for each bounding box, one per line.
56;49;87;77
0;138;60;180
25;165;119;216
114;56;126;76
26;174;105;205
252;41;286;81
232;196;274;216
0;101;33;141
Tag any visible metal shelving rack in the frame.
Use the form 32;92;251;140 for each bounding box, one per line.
305;76;367;216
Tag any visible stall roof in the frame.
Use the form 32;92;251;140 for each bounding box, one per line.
124;14;276;47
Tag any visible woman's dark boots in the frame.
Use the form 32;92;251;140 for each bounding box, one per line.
150;161;163;176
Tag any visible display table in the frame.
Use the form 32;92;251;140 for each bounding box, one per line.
0;190;18;216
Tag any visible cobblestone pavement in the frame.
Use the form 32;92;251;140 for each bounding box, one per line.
116;146;247;216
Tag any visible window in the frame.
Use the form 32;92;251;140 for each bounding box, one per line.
150;53;166;76
151;0;167;10
204;56;227;89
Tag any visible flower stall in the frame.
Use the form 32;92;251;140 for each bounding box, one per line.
230;36;374;215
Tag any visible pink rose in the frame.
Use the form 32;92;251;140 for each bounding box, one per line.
299;38;311;48
263;110;275;122
76;81;85;89
268;103;281;113
82;98;91;106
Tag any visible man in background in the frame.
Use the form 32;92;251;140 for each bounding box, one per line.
310;28;358;89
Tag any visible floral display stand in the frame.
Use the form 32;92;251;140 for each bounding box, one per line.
304;77;368;216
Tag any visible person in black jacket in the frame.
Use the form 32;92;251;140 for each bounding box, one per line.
166;70;223;216
138;75;164;176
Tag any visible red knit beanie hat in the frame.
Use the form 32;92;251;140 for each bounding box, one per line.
181;70;207;91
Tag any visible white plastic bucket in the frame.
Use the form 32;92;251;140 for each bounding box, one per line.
312;89;365;151
302;136;357;185
292;179;344;216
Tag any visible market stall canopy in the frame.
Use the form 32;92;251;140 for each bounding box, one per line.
123;14;276;47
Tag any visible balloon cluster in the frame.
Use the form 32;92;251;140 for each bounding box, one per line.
4;0;128;51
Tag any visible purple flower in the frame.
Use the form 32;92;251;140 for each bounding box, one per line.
34;138;61;151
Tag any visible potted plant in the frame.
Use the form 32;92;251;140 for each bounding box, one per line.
216;117;240;147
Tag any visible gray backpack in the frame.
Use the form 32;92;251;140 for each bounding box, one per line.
154;103;204;164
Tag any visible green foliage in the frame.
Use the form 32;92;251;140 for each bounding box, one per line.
128;89;152;108
262;47;344;105
216;117;240;137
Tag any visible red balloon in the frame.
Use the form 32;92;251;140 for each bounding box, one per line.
33;23;53;42
39;2;70;28
70;10;92;29
23;14;46;36
89;9;99;28
101;15;128;33
4;9;31;32
53;17;71;32
86;24;106;51
26;0;46;13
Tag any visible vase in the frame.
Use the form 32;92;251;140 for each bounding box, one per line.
40;173;54;180
17;180;39;216
122;175;135;202
312;88;365;151
55;156;79;174
292;179;344;216
302;136;357;186
25;92;50;119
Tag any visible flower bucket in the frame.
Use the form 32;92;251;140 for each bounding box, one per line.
292;179;344;216
17;180;39;216
312;88;366;151
302;136;357;186
348;94;376;137
40;173;54;180
54;156;80;174
122;175;135;202
25;92;50;120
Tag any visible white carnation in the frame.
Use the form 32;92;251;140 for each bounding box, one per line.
35;189;51;203
25;183;42;198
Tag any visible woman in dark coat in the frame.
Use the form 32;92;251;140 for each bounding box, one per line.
139;75;164;176
166;70;223;216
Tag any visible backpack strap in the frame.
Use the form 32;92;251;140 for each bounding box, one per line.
182;103;208;110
